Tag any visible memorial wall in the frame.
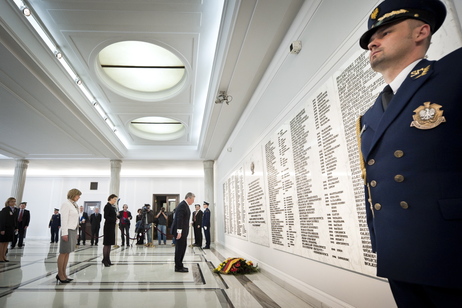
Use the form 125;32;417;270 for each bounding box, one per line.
222;3;462;279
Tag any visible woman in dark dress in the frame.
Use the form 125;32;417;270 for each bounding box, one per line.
102;194;118;267
0;197;18;262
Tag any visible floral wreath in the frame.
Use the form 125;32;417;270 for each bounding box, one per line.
213;257;258;275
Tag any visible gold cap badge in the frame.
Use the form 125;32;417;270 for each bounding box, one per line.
410;102;446;129
370;8;379;20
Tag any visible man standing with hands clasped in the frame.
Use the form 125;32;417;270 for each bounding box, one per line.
202;201;211;249
172;192;194;272
192;204;203;247
90;207;102;246
77;206;88;245
358;0;462;306
12;202;30;248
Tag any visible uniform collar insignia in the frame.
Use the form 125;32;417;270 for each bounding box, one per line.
410;102;446;129
410;65;430;79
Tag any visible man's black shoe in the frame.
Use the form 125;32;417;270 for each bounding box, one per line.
202;246;210;249
175;267;189;272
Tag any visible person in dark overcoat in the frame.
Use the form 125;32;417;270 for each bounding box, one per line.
172;192;194;272
90;207;102;246
102;194;118;267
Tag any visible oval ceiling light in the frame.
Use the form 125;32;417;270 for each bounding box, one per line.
129;116;186;141
98;41;186;93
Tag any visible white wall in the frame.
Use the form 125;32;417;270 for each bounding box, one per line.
214;1;462;308
0;175;204;241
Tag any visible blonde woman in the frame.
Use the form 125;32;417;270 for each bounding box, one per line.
57;188;81;283
0;197;18;262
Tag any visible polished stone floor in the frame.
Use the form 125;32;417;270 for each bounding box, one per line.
0;240;313;308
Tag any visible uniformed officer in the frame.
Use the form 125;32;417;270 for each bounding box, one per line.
49;208;61;243
358;0;462;306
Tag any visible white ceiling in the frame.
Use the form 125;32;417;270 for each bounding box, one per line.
0;0;304;168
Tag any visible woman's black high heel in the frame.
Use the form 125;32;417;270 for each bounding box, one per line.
56;274;70;283
102;260;110;267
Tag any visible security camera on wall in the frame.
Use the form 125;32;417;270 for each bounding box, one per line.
290;40;302;54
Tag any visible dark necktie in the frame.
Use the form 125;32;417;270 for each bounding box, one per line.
19;210;23;222
381;85;394;111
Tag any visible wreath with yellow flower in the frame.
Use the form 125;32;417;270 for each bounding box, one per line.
213;257;259;275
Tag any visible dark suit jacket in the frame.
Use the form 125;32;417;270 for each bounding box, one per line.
79;212;89;226
90;213;102;231
192;210;203;227
360;47;462;288
17;209;30;228
172;200;191;238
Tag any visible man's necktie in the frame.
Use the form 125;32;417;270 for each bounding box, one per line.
381;85;394;111
19;209;23;222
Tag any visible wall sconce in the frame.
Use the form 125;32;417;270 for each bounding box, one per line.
215;91;233;105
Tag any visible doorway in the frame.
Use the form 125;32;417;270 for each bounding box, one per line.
152;194;179;240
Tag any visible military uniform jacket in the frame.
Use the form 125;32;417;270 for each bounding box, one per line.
360;47;462;288
202;208;210;228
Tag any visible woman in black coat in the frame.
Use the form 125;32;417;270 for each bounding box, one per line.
102;194;118;267
0;197;18;262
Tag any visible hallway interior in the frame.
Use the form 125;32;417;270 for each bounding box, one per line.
0;240;313;308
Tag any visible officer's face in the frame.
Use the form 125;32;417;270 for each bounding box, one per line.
368;20;420;73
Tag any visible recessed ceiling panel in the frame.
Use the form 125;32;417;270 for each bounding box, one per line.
98;41;186;93
129;116;186;141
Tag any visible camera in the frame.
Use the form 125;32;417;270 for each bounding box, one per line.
142;204;150;213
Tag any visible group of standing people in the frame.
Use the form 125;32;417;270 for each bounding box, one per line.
56;189;119;281
191;201;211;249
0;198;30;262
2;189;212;281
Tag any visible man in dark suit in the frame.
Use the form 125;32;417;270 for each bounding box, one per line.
12;202;30;248
77;206;89;245
48;208;61;243
90;207;102;246
172;192;194;272
202;201;211;249
191;204;203;247
358;0;462;306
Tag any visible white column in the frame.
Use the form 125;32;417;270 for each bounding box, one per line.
11;159;29;203
203;160;214;242
110;159;122;247
109;159;122;196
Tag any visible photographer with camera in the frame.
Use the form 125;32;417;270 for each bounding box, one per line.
117;204;132;247
155;207;168;245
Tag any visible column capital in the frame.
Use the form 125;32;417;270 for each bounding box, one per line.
203;160;214;169
110;159;123;168
15;158;30;168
